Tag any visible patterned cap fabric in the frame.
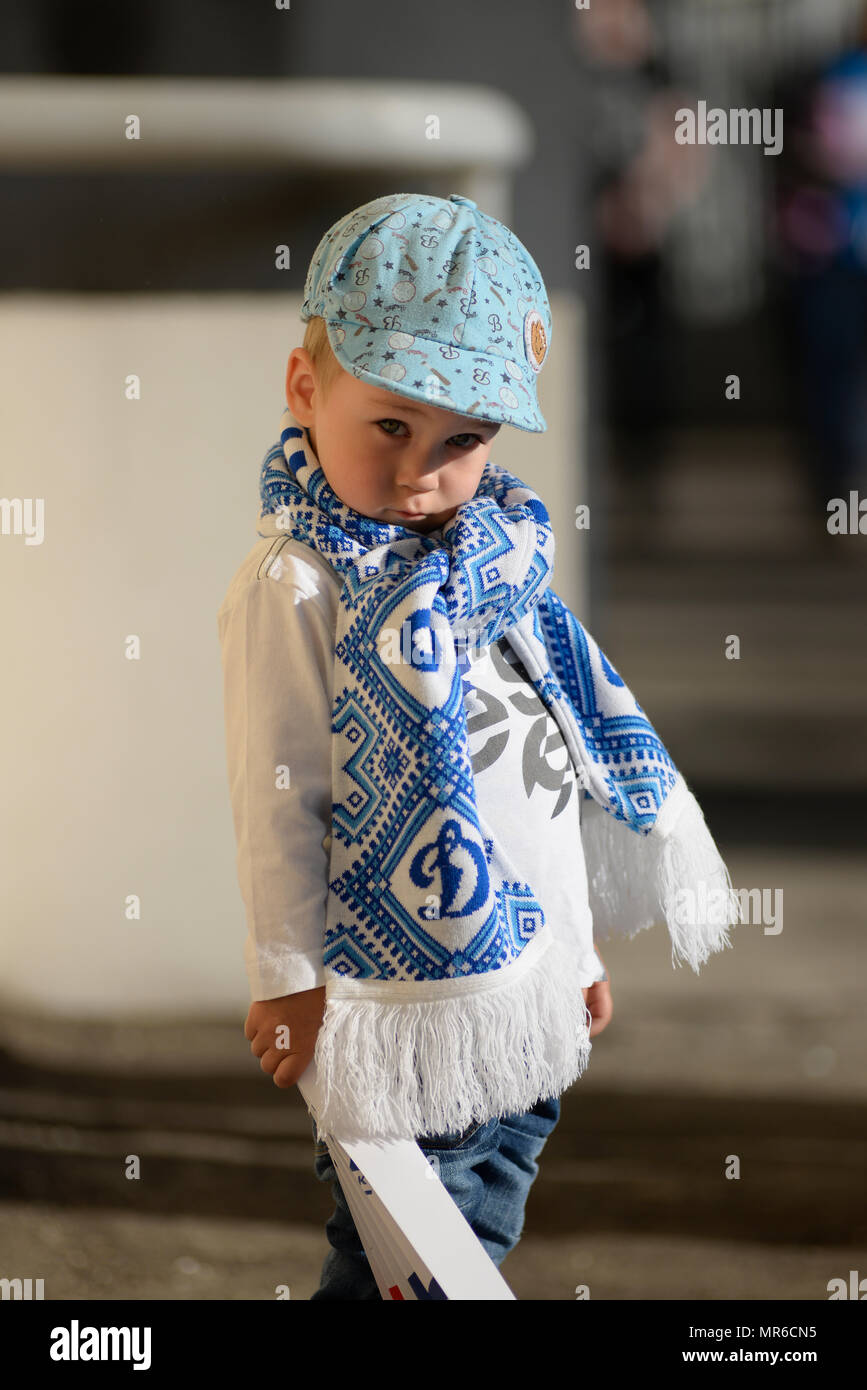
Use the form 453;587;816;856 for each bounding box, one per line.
300;191;552;433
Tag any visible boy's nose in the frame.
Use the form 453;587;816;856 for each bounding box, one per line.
395;477;439;496
395;442;452;485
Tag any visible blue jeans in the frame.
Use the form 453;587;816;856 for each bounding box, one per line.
309;1093;560;1299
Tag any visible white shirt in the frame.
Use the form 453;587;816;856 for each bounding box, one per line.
217;526;607;1001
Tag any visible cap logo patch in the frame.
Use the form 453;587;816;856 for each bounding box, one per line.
523;308;547;372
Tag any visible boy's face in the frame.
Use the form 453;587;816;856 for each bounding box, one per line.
285;350;500;535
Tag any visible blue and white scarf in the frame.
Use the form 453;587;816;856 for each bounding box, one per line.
259;407;740;1141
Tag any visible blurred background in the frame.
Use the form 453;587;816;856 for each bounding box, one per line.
1;0;865;1301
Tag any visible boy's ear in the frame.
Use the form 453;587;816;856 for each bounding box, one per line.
285;348;315;422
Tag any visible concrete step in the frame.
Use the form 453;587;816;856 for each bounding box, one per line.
598;428;867;787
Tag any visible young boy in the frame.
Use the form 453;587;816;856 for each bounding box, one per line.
217;192;737;1299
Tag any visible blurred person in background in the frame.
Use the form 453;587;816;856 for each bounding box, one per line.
575;0;708;554
770;1;867;521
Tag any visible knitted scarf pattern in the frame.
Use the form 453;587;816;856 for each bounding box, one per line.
258;407;740;1141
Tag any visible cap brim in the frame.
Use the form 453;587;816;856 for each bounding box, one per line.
322;320;547;433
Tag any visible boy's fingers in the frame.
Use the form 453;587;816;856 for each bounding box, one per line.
256;1038;305;1075
256;1045;281;1075
272;1055;301;1088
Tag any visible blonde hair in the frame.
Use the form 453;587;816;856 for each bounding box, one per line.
301;316;346;403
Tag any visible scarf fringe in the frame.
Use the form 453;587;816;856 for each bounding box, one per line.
580;775;742;973
310;932;593;1143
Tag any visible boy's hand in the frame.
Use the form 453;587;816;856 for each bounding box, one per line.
244;985;326;1090
582;952;613;1038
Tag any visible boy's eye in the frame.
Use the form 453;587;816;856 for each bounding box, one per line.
376;419;482;448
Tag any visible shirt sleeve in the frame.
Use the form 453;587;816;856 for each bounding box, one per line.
587;947;608;984
217;559;335;1001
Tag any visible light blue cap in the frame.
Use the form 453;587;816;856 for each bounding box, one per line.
300;191;551;432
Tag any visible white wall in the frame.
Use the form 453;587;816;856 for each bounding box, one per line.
0;291;585;1020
